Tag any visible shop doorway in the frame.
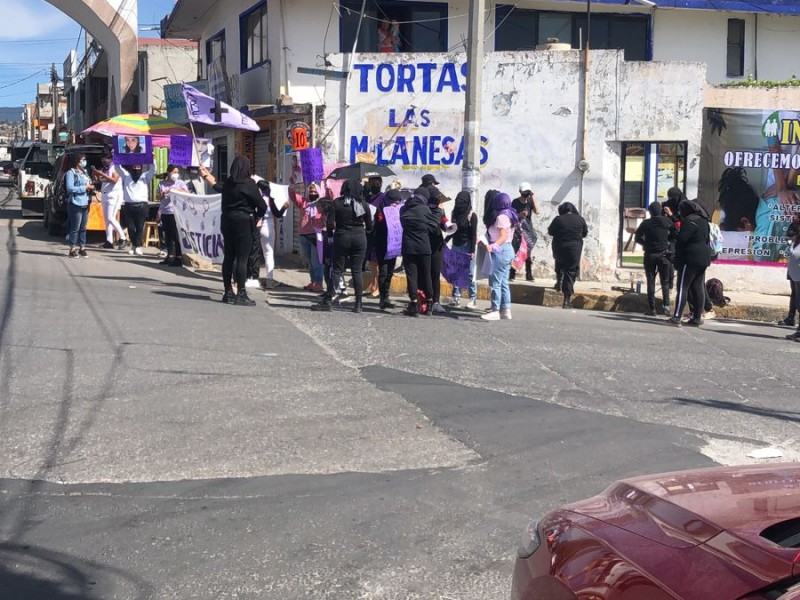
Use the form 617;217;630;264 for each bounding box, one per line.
620;141;686;266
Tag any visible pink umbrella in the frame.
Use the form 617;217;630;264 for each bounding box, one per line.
81;113;192;138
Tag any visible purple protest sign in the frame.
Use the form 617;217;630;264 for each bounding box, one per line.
169;135;194;166
382;204;403;260
442;245;472;290
113;135;153;166
299;148;324;183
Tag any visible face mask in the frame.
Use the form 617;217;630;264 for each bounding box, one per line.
170;173;180;182
370;184;381;194
79;159;87;169
309;192;319;201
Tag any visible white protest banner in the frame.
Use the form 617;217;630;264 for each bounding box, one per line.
170;189;224;264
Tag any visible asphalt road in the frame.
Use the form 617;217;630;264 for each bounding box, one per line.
1;187;798;599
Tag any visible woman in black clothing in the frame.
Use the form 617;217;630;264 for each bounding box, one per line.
199;156;266;306
547;202;588;309
400;187;437;316
312;179;373;313
448;191;478;307
669;200;712;327
427;187;450;313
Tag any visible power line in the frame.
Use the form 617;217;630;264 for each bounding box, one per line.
0;69;48;91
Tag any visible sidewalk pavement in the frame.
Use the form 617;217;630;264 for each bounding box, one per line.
268;256;791;324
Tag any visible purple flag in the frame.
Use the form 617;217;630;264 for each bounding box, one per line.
383;204;403;260
442;245;472;290
181;83;259;131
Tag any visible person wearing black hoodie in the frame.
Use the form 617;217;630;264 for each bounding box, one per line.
312;179;373;313
635;200;677;316
547;202;588;308
669;200;712;327
448;191;478;307
400;187;437;316
427;187;450;314
200;156;266;306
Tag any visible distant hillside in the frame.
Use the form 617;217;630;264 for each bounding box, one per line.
0;107;22;123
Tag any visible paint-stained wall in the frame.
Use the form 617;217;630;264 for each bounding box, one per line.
323;50;706;282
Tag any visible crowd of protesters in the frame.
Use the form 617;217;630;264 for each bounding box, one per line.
62;152;800;339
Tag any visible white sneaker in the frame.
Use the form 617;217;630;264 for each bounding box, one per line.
158;249;168;258
500;309;512;320
466;299;478;309
703;310;716;320
245;279;260;289
481;310;501;321
432;302;446;314
128;248;134;255
134;247;143;256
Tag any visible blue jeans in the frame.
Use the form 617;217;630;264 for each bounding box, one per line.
489;242;514;311
299;234;324;284
451;243;476;300
67;202;89;247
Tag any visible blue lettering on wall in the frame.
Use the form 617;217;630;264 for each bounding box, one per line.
376;64;394;92
351;135;490;166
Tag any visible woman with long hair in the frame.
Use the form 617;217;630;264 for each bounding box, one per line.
64;152;94;258
480;192;518;321
312;179;373;313
199;156;267;306
448;191;478;308
547;202;588;309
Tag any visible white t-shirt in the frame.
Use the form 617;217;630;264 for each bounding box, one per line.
116;165;155;204
100;163;122;196
488;214;511;246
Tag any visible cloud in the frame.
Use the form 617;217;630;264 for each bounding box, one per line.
0;0;74;40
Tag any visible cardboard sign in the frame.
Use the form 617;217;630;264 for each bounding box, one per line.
169;135;194;167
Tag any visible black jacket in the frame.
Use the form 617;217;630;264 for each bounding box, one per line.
548;213;588;268
675;214;711;267
449;212;478;252
326;196;373;236
213;179;266;220
429;206;447;254
634;216;677;254
400;196;437;256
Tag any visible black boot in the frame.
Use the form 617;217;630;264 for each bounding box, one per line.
221;289;235;304
235;290;256;306
403;300;419;317
554;271;563;291
311;296;332;311
509;268;516;281
425;299;434;315
352;297;363;313
379;296;396;310
525;262;534;281
562;294;572;309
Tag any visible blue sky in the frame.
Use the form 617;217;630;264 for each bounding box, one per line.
0;0;177;108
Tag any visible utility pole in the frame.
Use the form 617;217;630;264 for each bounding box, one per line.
461;0;485;201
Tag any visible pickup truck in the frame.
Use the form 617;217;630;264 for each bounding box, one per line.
18;142;63;217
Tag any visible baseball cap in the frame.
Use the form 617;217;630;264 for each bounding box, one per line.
421;174;440;186
519;182;532;193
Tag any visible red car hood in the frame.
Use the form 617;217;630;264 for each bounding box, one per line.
565;463;800;550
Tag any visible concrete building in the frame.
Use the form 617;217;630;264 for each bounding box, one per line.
33;83;67;144
135;38;199;116
160;0;800;286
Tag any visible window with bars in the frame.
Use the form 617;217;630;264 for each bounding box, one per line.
240;1;268;72
727;19;745;77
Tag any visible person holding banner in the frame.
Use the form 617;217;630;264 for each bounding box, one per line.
117;163;156;256
200;156;267;306
291;183;325;293
91;152;126;249
448;191;478;308
374;188;404;310
312;180;373;313
156;165;189;266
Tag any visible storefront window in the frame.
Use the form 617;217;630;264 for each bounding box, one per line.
340;1;448;53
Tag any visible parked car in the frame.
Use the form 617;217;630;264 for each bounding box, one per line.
43;145;106;236
18;142;62;216
0;160;17;185
512;463;800;600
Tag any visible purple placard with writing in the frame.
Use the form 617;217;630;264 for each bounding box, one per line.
383;204;403;260
169;135;194;166
113;135;154;166
299;148;324;184
442;245;472;290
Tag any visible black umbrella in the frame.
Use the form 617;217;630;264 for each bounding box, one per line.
326;162;395;180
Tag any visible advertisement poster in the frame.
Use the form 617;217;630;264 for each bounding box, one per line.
700;108;800;265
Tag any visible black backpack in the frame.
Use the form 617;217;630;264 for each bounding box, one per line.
706;278;730;307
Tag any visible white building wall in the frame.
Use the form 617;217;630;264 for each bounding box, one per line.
323;50;706;282
138;43;198;114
